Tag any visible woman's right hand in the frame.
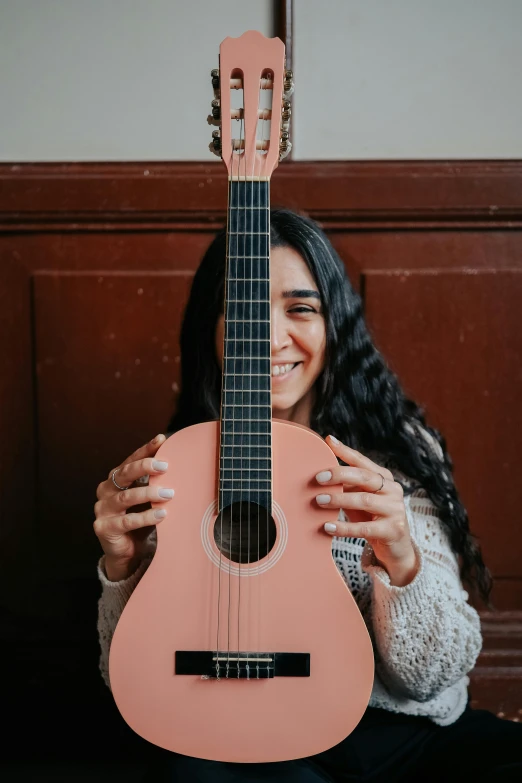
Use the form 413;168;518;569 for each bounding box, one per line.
93;433;174;581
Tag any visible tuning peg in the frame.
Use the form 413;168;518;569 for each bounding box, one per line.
211;69;220;89
281;100;292;132
283;69;294;99
279;138;292;161
208;140;222;157
211;99;221;120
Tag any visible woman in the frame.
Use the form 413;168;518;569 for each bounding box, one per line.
95;209;521;781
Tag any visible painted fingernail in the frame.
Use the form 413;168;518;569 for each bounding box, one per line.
316;470;332;483
329;435;340;445
152;460;168;471
316;494;331;504
159;488;175;499
154;509;167;519
324;523;337;533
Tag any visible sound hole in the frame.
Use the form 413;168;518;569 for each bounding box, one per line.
213;501;276;564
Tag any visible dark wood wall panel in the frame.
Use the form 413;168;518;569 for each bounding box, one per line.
1;161;521;746
364;268;522;601
34;271;194;576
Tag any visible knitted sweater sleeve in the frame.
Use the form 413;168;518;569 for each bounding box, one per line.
361;489;483;703
97;550;154;690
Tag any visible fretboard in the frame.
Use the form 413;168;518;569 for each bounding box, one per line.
219;180;271;511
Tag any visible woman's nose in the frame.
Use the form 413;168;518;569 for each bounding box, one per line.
271;310;292;351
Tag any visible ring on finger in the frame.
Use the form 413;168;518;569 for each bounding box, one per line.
111;468;131;491
374;473;386;493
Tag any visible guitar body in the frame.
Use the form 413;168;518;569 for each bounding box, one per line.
109;420;374;762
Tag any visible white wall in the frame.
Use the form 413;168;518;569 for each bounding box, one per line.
293;0;522;159
0;0;272;161
1;0;521;161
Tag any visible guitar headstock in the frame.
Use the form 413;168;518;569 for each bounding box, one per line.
208;30;293;179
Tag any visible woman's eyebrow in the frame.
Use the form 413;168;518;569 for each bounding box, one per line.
282;289;321;300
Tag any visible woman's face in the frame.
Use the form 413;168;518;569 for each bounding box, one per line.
215;246;326;422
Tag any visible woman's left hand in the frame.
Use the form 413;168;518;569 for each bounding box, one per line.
315;435;419;587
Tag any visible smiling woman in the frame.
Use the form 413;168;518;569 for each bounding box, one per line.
94;209;522;781
215;244;326;428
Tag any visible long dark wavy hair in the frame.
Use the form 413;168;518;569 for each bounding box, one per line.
169;208;492;603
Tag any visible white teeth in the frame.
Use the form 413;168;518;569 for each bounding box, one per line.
272;363;295;377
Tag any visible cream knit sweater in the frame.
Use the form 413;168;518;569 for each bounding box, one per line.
97;488;482;727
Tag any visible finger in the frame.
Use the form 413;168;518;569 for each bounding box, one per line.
115;456;169;488
325;435;394;481
94;507;168;540
98;452;168;501
316;490;397;516
316;465;393;494
108;484;175;512
115;433;167;474
322;519;391;540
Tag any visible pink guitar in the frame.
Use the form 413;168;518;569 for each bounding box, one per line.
109;30;374;763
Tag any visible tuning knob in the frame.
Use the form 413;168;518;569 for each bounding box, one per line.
281;100;292;132
283;69;294;98
211;99;221;120
211;69;220;90
210;129;222;155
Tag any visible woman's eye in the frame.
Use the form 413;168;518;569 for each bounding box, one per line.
289;306;315;314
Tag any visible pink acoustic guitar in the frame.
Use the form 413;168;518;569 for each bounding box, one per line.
109;30;374;763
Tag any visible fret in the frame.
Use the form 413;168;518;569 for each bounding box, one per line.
223;391;270;404
226;280;269;296
226;299;270;303
224;358;270;373
221;456;271;463
229;212;269;234
228;231;269;236
221;442;271;448
221;430;270;438
222;403;271;407
224;326;270;343
223;337;270;342
220;480;271;490
221;447;270;459
222;422;271;429
228;236;269;257
227;258;269;278
221;469;271;475
225;304;269;321
228;206;270;211
229;181;268;209
223;383;270;394
221;413;271;421
219;467;272;484
225;320;270;324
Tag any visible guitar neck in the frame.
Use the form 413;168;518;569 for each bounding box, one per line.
219;178;272;511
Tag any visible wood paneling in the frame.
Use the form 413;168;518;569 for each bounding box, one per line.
1;161;521;757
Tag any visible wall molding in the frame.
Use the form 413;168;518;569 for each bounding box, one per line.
1;160;522;231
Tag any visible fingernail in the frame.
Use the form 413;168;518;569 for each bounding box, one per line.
154;509;167;519
316;494;331;504
151;434;163;445
152;460;168;471
159;488;175;499
324;523;337;533
316;470;332;483
329;435;340;445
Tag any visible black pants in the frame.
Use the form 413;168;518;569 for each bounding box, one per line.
142;706;522;782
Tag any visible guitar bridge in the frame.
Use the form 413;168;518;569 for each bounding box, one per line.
175;651;310;679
